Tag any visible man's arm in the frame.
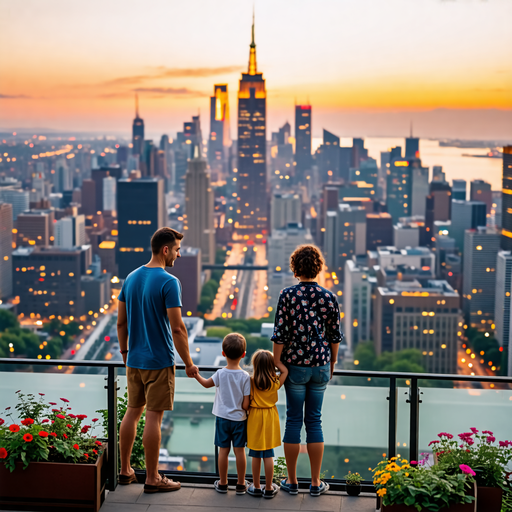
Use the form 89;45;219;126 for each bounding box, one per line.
117;301;128;365
167;307;198;378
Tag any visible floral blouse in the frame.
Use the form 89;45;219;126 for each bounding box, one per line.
271;282;343;367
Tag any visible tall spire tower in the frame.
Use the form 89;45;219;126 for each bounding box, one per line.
236;14;268;238
132;94;144;157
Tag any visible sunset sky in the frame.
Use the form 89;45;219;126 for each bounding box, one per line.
1;0;511;139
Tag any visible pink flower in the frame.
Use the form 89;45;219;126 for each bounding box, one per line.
92;418;99;423
460;464;476;476
438;432;453;439
410;461;418;465
49;402;57;406
499;441;507;447
482;430;494;435
470;428;479;434
429;440;440;446
487;436;496;443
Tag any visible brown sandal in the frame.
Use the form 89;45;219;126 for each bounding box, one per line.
118;472;138;485
144;476;181;493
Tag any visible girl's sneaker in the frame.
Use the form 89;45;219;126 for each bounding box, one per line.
214;480;228;493
263;483;279;499
247;484;263;497
280;479;299;495
310;481;329;497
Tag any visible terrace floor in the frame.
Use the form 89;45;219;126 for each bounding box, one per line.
100;483;376;512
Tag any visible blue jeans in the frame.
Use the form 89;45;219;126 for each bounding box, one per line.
282;364;330;444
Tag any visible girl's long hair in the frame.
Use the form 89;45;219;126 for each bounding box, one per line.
251;349;278;391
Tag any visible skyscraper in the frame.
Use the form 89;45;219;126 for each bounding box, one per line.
405;135;420;159
315;130;340;182
117;177;166;278
0;203;13;299
55;215;86;248
236;16;268;238
452;179;467;201
132;94;144;157
294;104;312;180
184;146;215;265
494;251;512;356
451;200;487;253
501;147;512;250
470;179;492;214
270;193;302;232
209;84;231;176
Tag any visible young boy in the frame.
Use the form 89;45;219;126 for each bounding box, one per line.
194;333;251;494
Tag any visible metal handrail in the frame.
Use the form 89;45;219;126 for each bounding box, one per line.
1;357;511;493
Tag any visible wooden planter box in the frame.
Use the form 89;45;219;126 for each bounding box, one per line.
476;486;502;512
0;445;107;512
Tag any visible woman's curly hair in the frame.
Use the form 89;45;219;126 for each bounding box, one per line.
289;245;324;280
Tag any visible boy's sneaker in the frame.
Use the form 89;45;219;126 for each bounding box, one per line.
214;480;228;493
263;483;279;499
236;480;250;495
280;479;299;495
310;481;329;497
247;484;263;497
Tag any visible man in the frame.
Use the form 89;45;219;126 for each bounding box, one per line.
117;227;198;493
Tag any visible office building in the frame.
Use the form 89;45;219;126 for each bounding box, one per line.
91;166;123;214
0;203;13;299
376;245;435;272
81;271;111;314
502;147;512;250
470;180;492;214
344;259;372;351
405;135;419;159
315;130;341;183
16;210;53;247
52;158;73;193
0;189;29;221
352;138;368;169
494;251;512;356
373;280;460;373
236;18;268;237
366;213;393;251
462;227;499;329
294;104;312;180
103;176;116;212
55;215;86;248
393;222;420;249
271;193;301;232
97;240;118;277
452;180;466;201
166;246;201;316
117;177;166;278
386;158;428;222
81;179;96;216
432;166;446;182
350;158;378;189
267;223;313;303
433;232;462;293
324;204;366;274
451;200;487;253
132;94;144;157
13;245;92;318
208;84;231;176
426;181;451;222
184;147;215;265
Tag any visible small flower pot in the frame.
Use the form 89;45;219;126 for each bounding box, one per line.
476;486;502;512
345;483;361;496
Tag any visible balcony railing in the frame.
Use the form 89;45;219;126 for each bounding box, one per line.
1;357;511;494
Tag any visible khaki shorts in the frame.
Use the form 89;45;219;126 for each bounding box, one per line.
126;366;175;411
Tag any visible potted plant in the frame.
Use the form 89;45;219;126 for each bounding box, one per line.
344;470;363;496
372;456;476;511
0;391;107;512
431;429;512;512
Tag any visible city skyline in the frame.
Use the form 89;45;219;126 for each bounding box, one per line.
1;0;511;139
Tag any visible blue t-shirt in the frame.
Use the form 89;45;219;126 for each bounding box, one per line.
118;266;182;370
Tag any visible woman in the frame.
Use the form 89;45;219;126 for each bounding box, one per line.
272;245;343;497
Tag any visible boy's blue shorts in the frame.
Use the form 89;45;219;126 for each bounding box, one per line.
214;417;247;448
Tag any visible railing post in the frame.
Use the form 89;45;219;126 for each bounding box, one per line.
408;378;420;463
387;377;397;459
107;365;118;491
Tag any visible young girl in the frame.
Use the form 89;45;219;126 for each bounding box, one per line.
247;350;288;499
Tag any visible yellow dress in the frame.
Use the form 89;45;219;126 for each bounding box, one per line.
247;378;281;451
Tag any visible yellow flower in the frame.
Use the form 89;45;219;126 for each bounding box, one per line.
405;472;409;477
390;457;398;461
402;459;408;464
377;488;387;497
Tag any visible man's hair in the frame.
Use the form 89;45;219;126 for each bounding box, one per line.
150;227;183;254
289;244;324;279
222;333;246;360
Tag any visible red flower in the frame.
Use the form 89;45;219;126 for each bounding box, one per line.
92;449;98;455
84;453;89;459
0;448;7;459
42;419;49;423
51;420;55;424
66;424;72;428
63;433;68;439
38;431;49;438
92;418;99;423
21;418;34;426
56;414;65;419
9;424;20;433
76;414;87;420
73;444;79;450
49;432;57;437
49;402;57;405
0;418;4;426
23;433;33;442
68;414;76;419
60;398;69;403
39;393;45;396
51;409;60;412
95;440;102;446
81;426;89;433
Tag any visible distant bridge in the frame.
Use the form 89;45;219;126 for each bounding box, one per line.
202;264;268;271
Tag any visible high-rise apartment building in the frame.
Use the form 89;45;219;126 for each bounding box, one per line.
117;177;166;278
344;259;372;351
494;251;512;357
132;94;144;157
91;166;123;214
0;203;13;299
16;210;53;247
55;215;86;248
236;18;268;237
462;227;499;329
270;193;302;232
184;147;215;265
209;84;231;176
470;180;492;214
324;204;366;274
366;213;393;251
294;105;312;180
451;200;487;253
0;189;29;221
500;147;512;250
373;280;460;373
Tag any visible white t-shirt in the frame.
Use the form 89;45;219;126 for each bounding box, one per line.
211;368;251;421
